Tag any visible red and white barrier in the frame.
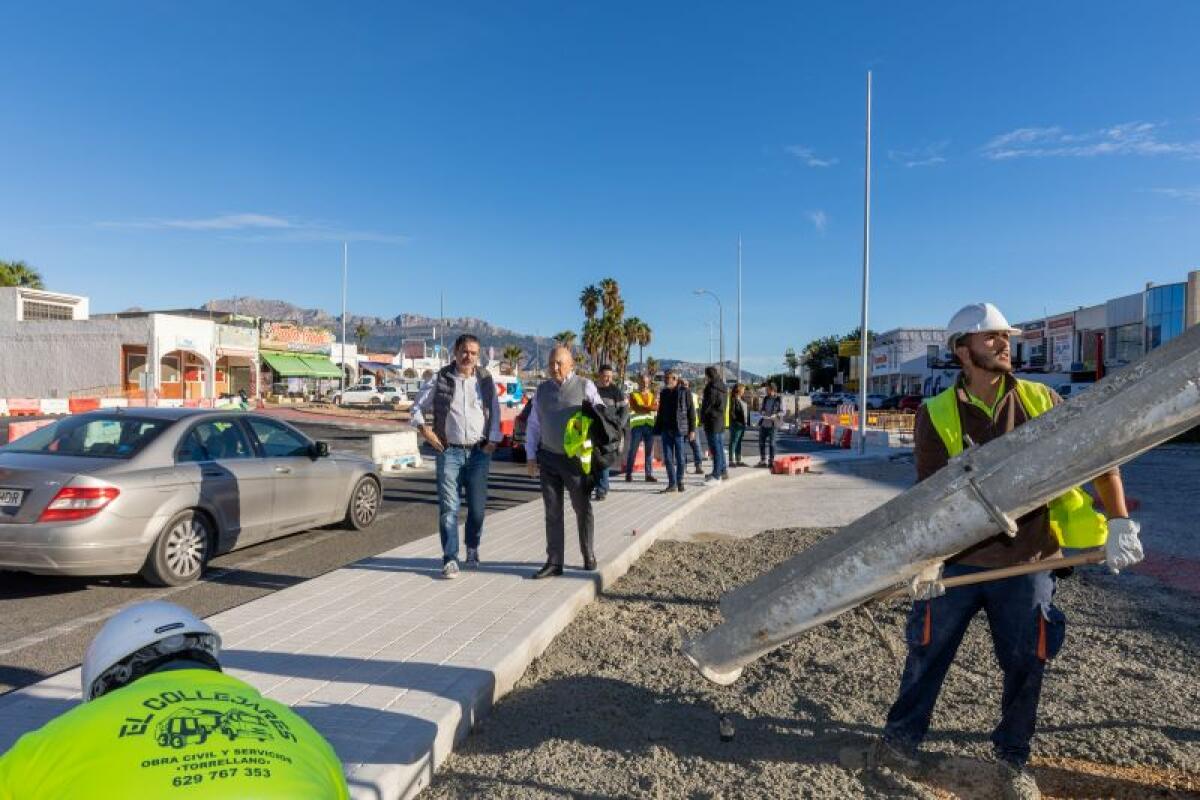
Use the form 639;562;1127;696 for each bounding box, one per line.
7;418;55;443
39;399;70;416
1;396;236;417
99;398;129;409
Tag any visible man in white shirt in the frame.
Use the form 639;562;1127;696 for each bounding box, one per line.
411;334;502;579
525;346;605;578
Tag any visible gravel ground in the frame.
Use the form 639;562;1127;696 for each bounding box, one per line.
427;528;1200;799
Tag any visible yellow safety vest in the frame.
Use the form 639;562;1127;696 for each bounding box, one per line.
925;379;1107;548
563;413;594;475
690;392;701;428
0;669;349;800
629;391;655;428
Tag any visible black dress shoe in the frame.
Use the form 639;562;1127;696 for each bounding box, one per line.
532;562;563;579
583;557;597;571
658;485;677;494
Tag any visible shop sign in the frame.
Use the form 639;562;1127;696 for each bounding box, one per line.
217;324;258;354
1048;316;1073;331
1022;329;1043;341
260;322;333;354
176;336;198;351
873;354;888;366
837;341;860;357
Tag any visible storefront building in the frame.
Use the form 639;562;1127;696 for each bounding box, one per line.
259;322;341;398
867;328;946;395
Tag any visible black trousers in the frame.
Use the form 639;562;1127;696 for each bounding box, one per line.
537;449;595;566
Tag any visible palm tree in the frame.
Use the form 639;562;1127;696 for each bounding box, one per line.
644;356;660;384
0;260;45;289
553;330;577;351
354;322;370;351
623;317;651;379
579;285;601;321
598;278;622;316
581;318;603;368
502;345;524;375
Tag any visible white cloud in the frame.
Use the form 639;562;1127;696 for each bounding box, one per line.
95;213;407;243
786;145;838;168
982;121;1200;160
1150;187;1200;203
807;210;829;233
888;140;949;168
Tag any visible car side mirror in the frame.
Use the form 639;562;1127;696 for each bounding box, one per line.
313;441;330;459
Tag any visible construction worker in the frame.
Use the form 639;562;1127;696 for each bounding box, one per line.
870;302;1144;800
624;372;659;483
0;601;349;799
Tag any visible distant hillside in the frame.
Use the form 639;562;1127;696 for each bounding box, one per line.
204;297;553;369
631;359;764;384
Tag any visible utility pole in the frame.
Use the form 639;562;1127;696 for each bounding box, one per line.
341;243;348;391
439;291;446;365
737;234;743;385
857;71;872;454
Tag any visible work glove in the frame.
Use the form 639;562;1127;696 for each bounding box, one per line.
1104;517;1144;575
908;562;945;601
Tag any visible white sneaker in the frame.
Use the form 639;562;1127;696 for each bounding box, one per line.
465;548;480;568
442;561;460;580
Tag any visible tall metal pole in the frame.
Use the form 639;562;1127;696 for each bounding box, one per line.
439;291;446;365
857;71;872;454
737;235;743;386
341;242;348;391
695;289;724;377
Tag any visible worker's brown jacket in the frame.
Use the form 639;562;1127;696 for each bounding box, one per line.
913;375;1061;568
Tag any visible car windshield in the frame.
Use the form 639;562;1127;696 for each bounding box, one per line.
0;415;172;459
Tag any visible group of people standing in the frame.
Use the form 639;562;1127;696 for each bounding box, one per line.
413;334;789;581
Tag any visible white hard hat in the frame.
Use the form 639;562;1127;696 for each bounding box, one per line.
82;601;219;701
945;303;1021;350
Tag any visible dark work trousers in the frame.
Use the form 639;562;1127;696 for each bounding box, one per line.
688;430;704;468
882;563;1065;767
537;449;595;567
758;424;777;462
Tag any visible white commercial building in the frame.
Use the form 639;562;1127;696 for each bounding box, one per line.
868;327;947;396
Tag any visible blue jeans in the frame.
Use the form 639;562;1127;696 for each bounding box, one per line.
883;564;1065;766
595;462;611;495
624;425;655;477
661;433;686;487
729;424;746;463
436;446;491;564
759;425;777;462
706;430;727;478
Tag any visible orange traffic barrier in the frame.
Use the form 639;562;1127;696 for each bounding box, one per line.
6;399;40;417
839;428;853;449
8;418;55;442
68;398;101;413
772;455;812;475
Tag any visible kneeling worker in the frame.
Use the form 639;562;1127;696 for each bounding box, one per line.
871;302;1144;800
0;601;349;799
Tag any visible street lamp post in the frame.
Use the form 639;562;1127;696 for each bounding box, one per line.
694;289;724;378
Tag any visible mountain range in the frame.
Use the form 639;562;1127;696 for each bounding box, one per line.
201;297;763;382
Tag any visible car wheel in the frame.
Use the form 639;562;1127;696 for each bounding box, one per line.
142;510;212;586
344;476;381;530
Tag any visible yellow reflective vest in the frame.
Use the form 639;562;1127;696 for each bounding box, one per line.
925;379;1107;548
563;413;594;475
629;391;656;428
0;669;349;800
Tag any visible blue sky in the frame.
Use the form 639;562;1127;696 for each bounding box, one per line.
2;2;1198;375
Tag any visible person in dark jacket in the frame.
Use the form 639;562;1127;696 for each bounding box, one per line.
652;369;695;493
592;365;626;500
700;366;729;481
728;383;749;467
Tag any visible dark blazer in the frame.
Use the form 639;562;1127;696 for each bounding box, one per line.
583;400;625;471
700;381;728;433
653;386;695;436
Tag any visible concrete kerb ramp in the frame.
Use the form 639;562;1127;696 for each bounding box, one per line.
0;466;768;800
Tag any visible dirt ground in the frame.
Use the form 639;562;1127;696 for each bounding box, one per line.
427;528;1200;799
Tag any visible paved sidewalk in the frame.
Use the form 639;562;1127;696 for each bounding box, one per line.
0;466;766;799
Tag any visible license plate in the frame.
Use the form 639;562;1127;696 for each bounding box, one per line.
0;489;25;508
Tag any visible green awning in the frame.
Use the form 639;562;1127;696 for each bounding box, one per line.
298;355;342;378
261;351;315;377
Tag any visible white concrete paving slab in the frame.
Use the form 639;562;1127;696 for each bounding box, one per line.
662;452;914;541
0;467;764;799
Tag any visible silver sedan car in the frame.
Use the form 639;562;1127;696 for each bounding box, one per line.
0;409;382;585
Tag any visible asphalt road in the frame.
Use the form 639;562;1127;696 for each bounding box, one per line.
0;420;541;696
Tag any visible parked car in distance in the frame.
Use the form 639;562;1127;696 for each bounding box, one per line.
865;394;887;409
333;383;406;407
0;409;382;585
898;394;925;413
